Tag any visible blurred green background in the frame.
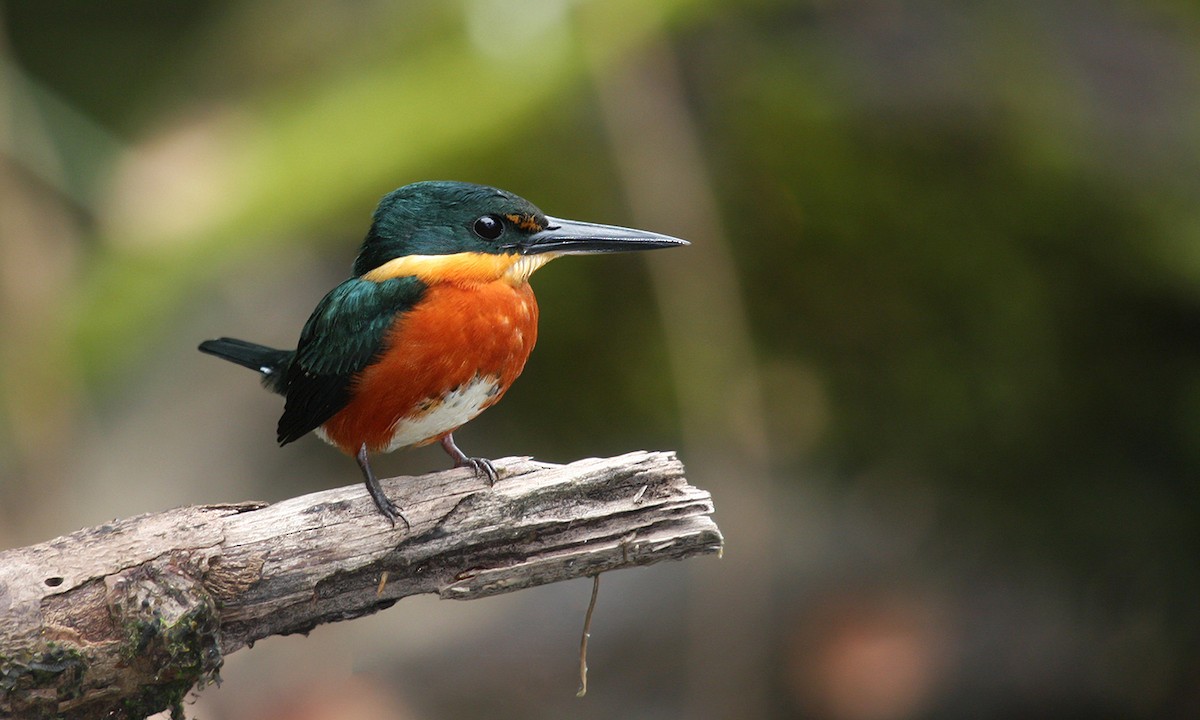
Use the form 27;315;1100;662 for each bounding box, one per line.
3;1;1200;718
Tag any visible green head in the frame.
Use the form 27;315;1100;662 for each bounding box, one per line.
352;181;686;277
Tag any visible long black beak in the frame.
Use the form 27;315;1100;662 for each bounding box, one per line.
517;216;688;255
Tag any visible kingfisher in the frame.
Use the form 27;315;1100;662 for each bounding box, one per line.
199;181;686;528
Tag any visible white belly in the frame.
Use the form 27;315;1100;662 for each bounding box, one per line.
381;375;501;452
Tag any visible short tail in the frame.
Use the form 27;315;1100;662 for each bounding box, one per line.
198;337;293;394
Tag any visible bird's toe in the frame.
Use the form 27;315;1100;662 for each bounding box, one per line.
468;457;499;486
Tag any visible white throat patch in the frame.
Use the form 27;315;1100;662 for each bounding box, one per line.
502;253;556;285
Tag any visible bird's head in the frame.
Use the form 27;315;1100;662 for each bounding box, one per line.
352;181;687;283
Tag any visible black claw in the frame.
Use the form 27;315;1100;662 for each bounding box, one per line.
466;457;498;486
374;495;410;531
440;433;499;486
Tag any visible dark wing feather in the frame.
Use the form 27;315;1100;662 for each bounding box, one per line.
276;275;426;445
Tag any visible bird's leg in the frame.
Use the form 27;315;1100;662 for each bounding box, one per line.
356;443;409;530
440;433;499;485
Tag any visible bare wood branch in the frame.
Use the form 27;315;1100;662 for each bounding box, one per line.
0;450;721;719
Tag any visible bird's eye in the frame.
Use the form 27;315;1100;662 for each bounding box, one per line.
472;214;504;240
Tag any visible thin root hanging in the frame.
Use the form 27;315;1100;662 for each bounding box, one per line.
577;574;601;697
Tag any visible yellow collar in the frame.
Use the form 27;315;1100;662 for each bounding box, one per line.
360;251;557;286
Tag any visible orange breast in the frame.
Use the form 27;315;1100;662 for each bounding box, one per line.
318;281;539;454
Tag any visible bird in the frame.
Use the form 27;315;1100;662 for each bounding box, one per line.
199;180;687;528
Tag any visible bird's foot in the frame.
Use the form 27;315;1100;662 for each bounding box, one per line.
371;491;411;531
357;443;410;531
440;433;499;486
460;456;499;486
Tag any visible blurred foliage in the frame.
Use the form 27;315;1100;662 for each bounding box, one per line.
8;0;713;389
5;0;1200;717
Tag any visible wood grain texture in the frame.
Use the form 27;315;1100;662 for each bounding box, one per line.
0;450;721;719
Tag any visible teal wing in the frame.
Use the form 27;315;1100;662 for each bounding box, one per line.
276;276;426;446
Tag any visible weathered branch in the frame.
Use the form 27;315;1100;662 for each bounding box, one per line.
0;451;721;719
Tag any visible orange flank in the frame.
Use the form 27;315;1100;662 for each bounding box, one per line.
316;274;540;455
